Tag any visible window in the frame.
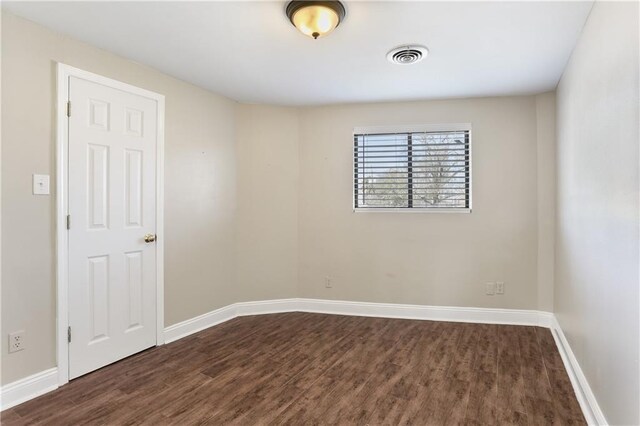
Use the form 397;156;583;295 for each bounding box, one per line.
353;125;471;211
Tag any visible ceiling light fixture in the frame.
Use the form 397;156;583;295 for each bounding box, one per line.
286;1;346;40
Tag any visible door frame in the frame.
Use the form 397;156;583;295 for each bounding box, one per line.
55;63;165;386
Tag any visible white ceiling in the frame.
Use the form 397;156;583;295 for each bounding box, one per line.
3;1;593;106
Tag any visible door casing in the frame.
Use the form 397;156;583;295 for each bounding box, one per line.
56;63;165;386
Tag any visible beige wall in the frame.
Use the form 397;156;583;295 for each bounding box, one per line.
297;95;554;310
555;1;639;424
235;105;299;301
1;13;239;384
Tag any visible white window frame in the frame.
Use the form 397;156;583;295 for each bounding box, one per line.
352;123;472;213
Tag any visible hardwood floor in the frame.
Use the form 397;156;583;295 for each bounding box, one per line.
2;313;585;425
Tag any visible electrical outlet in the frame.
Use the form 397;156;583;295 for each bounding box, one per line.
325;277;332;288
485;282;495;295
496;282;505;295
9;331;25;353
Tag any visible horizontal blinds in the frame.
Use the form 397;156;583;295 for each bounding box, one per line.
354;130;470;209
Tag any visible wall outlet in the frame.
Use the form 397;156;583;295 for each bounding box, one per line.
485;282;495;295
325;277;332;288
496;281;505;295
9;331;25;353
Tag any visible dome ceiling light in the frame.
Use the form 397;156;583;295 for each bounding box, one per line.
286;1;346;40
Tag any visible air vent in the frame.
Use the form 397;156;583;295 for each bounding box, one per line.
387;45;429;65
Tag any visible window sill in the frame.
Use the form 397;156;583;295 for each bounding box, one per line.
353;208;472;214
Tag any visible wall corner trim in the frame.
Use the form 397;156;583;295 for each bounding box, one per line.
550;316;608;425
0;367;59;411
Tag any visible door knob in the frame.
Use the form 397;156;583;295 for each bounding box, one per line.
144;234;157;243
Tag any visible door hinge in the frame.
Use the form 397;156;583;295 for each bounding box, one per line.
66;215;71;230
68;326;72;343
66;101;71;117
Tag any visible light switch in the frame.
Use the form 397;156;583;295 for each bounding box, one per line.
33;174;50;195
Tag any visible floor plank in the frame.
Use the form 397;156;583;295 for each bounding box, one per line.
1;313;586;425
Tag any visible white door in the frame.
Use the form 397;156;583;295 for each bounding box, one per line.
68;76;158;379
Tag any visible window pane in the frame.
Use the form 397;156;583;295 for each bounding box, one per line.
411;132;468;208
356;134;409;208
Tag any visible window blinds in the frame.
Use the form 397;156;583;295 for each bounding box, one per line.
353;130;471;209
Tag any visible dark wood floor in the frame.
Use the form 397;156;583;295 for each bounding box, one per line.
2;312;585;425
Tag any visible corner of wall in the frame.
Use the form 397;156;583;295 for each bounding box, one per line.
535;91;556;313
233;104;300;302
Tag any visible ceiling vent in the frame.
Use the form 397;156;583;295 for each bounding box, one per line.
386;45;429;65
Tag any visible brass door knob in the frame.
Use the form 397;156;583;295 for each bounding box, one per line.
144;234;157;243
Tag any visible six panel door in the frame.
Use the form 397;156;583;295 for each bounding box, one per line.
68;76;158;379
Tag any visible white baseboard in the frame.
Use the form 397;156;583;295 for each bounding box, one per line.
163;297;552;344
164;303;236;343
297;298;552;327
550;317;607;425
163;299;299;343
235;299;299;316
0;367;58;411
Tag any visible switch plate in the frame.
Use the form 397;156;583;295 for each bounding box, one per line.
496;282;505;295
33;174;50;195
485;282;495;295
